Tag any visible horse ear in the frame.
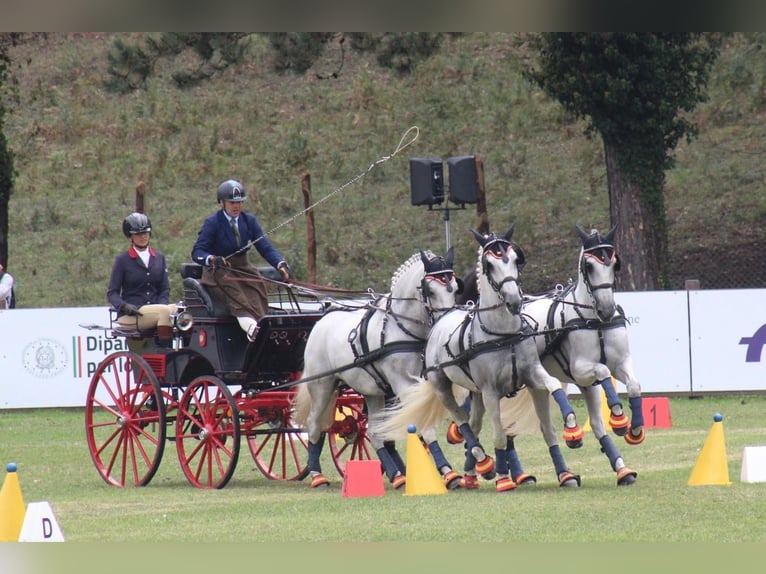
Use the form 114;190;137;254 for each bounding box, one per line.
470;228;486;246
420;250;430;269
445;246;455;268
575;224;589;244
503;221;516;242
604;223;618;244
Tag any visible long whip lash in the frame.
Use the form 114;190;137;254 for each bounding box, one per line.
226;126;420;260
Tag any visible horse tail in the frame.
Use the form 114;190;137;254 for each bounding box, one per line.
374;376;449;440
292;383;311;426
499;387;555;436
292;382;339;431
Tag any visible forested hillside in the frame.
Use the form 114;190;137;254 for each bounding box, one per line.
5;33;766;308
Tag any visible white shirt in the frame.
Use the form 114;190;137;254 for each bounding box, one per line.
0;271;14;309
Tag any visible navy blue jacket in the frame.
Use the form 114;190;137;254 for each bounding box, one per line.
191;209;285;269
107;245;170;315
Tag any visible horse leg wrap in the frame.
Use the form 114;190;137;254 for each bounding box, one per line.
307;438;325;473
376;447;403;482
446;422;465;444
506;436;524;477
552;388;575;420
427;441;451;473
628;396;645;429
384;440;406;475
598;378;629;436
598;435;623;472
494;448;510;477
463;446;478;474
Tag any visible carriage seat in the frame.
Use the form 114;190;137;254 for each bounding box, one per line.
179;262;285;317
179;263;230;317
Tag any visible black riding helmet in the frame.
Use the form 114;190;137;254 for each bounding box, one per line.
122;212;152;238
217;179;247;203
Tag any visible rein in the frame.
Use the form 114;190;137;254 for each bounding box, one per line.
223;126;420;262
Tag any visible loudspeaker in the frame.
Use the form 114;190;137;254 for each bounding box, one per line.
447;155;478;205
410;157;444;206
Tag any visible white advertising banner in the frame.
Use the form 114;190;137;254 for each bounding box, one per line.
614;290;692;394
689;289;766;392
0;307;125;409
0;289;763;409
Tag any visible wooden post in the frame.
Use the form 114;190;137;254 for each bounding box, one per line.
135;181;146;214
474;155;490;234
302;173;316;283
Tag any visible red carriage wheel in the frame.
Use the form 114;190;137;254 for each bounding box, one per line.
84;351;166;487
244;393;310;481
176;375;240;489
327;391;374;476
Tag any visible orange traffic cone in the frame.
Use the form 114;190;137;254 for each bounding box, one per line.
688;413;731;486
0;462;27;542
404;425;447;496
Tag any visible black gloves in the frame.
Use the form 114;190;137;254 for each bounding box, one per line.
278;261;292;281
120;303;142;316
210;256;230;269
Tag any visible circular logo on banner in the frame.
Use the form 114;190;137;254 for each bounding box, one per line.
23;338;68;378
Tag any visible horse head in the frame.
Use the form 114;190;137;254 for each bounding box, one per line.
575;224;620;321
471;223;525;315
419;247;460;319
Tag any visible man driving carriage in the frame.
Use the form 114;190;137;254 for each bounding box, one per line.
191;179;292;342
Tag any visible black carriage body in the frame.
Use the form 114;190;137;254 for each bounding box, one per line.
179;263;324;387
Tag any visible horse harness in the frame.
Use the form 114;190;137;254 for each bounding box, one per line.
425;308;537;398
537;265;627;381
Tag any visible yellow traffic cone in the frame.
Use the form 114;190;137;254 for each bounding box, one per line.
404;426;447;496
583;384;612;432
0;462;27;542
688;413;731;486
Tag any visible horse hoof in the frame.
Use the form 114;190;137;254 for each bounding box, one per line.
310;474;330;488
446;422;464;444
558;471;581;488
495;477;517;492
624;427;646;445
610;412;630;436
616;467;638;486
563;425;584;449
514;473;537;486
459;475;479;489
442;470;462;490
475;455;495;476
391;474;406;490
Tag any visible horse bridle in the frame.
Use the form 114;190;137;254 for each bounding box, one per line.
580;243;619;296
481;239;526;294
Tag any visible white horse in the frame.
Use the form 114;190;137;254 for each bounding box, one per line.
502;224;644;486
376;224;583;492
293;249;462;489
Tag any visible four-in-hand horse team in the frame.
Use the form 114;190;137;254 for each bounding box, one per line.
295;221;646;492
83;203;644;491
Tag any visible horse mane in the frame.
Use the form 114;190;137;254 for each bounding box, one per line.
390;250;434;294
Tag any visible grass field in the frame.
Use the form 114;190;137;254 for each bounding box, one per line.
2;394;766;546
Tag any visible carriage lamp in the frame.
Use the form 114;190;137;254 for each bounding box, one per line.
173;308;195;332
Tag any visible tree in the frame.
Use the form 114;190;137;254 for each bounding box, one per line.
524;33;720;290
0;35;16;270
104;33;446;93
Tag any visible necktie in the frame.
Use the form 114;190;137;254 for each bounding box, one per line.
231;218;241;246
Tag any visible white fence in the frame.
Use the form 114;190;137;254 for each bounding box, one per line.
0;289;764;409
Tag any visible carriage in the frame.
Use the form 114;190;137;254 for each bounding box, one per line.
83;263;375;489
